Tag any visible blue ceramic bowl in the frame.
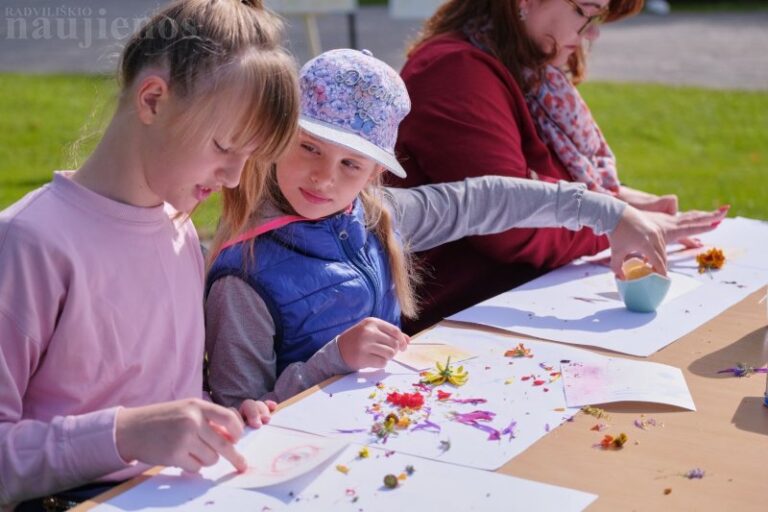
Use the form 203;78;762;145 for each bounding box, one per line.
615;273;672;313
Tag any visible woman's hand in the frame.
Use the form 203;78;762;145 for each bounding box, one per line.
617;186;678;215
337;317;409;370
608;205;729;278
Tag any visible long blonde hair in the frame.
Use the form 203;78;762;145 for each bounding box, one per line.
120;0;299;210
361;173;421;319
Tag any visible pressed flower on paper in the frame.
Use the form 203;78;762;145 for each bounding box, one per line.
386;391;425;409
504;343;533;358
420;357;469;387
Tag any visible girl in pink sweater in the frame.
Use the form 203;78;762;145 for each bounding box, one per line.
0;0;298;507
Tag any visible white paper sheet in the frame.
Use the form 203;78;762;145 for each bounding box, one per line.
448;218;768;356
561;359;696;410
271;327;624;470
93;427;597;512
219;427;347;488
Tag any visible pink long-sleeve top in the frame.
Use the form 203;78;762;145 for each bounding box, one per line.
0;172;206;505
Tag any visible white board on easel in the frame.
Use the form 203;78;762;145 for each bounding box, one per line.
389;0;445;19
264;0;359;57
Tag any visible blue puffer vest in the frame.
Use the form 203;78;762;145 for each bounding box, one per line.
206;200;401;375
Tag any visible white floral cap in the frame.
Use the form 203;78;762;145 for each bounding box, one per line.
298;49;410;177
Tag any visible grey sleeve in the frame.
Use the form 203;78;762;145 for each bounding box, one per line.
205;276;353;405
385;176;627;252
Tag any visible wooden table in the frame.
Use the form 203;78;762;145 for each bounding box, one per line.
78;289;768;511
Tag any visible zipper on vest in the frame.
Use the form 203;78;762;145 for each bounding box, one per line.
338;229;380;317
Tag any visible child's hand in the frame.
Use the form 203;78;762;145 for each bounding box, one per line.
115;398;246;474
337;317;409;370
238;399;277;428
609;205;729;278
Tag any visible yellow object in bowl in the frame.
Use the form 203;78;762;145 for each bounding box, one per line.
622;258;653;280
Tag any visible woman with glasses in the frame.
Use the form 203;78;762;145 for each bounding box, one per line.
390;0;706;333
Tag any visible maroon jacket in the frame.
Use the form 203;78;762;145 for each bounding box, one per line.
390;34;608;333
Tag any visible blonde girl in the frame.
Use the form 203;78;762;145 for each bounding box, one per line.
0;0;298;507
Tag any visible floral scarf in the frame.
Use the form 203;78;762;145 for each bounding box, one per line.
464;19;620;194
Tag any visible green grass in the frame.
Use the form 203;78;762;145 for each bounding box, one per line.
0;73;222;237
580;82;768;218
1;74;766;239
670;1;768;12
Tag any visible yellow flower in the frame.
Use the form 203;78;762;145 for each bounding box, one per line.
358;447;369;459
420;357;469;387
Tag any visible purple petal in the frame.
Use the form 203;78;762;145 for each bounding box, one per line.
411;420;442;433
501;420;517;441
468;422;501;441
449;398;488;405
451;410;496;423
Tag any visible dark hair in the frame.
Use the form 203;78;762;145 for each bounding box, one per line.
410;0;644;90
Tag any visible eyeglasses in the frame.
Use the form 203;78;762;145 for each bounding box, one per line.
560;0;607;35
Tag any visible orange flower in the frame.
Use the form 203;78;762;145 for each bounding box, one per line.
696;248;725;273
598;432;628;449
504;343;533;358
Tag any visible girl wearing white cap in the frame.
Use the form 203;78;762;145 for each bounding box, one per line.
203;49;725;408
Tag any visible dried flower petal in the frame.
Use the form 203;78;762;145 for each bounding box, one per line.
717;362;768;378
449;397;488;405
420;357;469;387
336;464;349;474
581;405;608;419
504;343;533;358
684;468;705;479
597;432;628;449
696;248;725;273
396;416;411;429
501;419;517;440
386;391;424;409
411;419;441;433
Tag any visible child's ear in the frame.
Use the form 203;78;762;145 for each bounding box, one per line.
135;75;170;125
